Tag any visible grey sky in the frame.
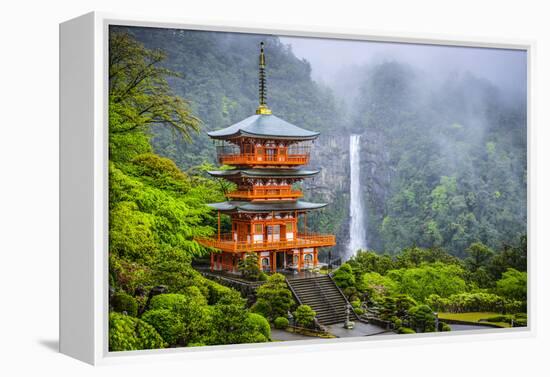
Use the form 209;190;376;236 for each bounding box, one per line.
280;36;527;96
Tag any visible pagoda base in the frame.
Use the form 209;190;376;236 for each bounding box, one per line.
210;248;319;274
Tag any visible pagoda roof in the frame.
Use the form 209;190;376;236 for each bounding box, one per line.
207;200;327;213
207;114;320;141
207;168;320;179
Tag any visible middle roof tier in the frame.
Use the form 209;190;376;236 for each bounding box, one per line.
207;168;320;182
207;200;328;214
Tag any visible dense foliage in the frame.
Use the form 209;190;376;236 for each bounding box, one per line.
108;31;273;350
335;242;527;332
109;312;165;351
251;273;296;321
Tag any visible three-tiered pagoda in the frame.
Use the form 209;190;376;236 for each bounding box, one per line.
197;42;335;274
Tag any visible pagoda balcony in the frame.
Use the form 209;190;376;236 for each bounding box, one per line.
219;152;309;166
215;144;311;166
226;186;303;201
196;232;336;253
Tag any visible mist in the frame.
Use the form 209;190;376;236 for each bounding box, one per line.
280;36;527;105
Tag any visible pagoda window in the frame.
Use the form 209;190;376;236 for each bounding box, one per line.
254;224;263;243
304;253;313;267
286;222;294;240
261;257;270;271
267;225;280;242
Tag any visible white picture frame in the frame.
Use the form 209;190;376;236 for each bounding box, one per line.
59;11;534;365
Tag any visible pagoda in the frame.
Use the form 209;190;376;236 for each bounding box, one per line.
197;42;335;274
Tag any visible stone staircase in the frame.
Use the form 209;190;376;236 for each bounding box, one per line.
287;274;354;325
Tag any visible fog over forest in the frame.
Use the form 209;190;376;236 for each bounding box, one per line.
281;36;527;104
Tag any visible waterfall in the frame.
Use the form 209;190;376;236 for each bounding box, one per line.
348;134;367;258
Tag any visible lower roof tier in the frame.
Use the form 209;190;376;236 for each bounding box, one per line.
207;200;327;213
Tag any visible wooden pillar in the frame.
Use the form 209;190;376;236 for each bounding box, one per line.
298;250;303;272
313;248;318;267
210;252;214;271
217;211;221;241
270;251;276;273
271;211;275;243
257;252;262;271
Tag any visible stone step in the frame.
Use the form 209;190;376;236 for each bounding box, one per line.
287;275;354;326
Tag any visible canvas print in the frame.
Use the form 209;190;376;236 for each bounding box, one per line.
107;26;527;351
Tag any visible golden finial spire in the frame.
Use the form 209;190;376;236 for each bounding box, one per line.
256;41;272;115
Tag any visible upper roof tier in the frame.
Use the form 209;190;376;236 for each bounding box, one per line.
207;114;320;141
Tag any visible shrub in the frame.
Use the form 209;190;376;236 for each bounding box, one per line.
333;263;356;289
398;327;416;334
409;304;436;333
208;293;269;345
109;312;165;351
251;273;295;320
294;305;316;328
111;292;138;317
351;299;361;308
147;293;211;346
485;314;511;323
244;313;271;340
354;308;365;316
427;292;508;313
440;322;451;332
205;280;233;305
141;309;182;345
393;318;403;329
274;316;290;329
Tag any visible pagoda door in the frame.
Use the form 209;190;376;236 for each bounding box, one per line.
266;225;280;242
237;223;250;242
278;146;287;162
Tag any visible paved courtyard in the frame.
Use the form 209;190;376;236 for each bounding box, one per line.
326;321;392;338
271;321;392;341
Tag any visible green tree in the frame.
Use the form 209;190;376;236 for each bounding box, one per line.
387;263;467;302
496;268;527;302
238;252;262;281
209;291;270;344
465;242;494;271
409;305;436;333
293;305;316;328
332;263;356;289
251;273;295;320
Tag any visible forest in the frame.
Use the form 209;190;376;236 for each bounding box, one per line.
107;28;527;351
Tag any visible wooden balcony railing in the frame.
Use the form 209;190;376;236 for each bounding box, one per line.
196;232;336;253
219;153;309;166
226;186;303;200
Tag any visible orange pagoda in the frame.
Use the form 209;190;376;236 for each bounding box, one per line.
197;42;335;274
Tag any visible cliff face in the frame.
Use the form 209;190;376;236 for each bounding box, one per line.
302;133;351;258
307;133;350;196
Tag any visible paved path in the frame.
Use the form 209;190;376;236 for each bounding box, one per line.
270;328;319;341
326;321;392;338
271;322;392;342
450;324;497;331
